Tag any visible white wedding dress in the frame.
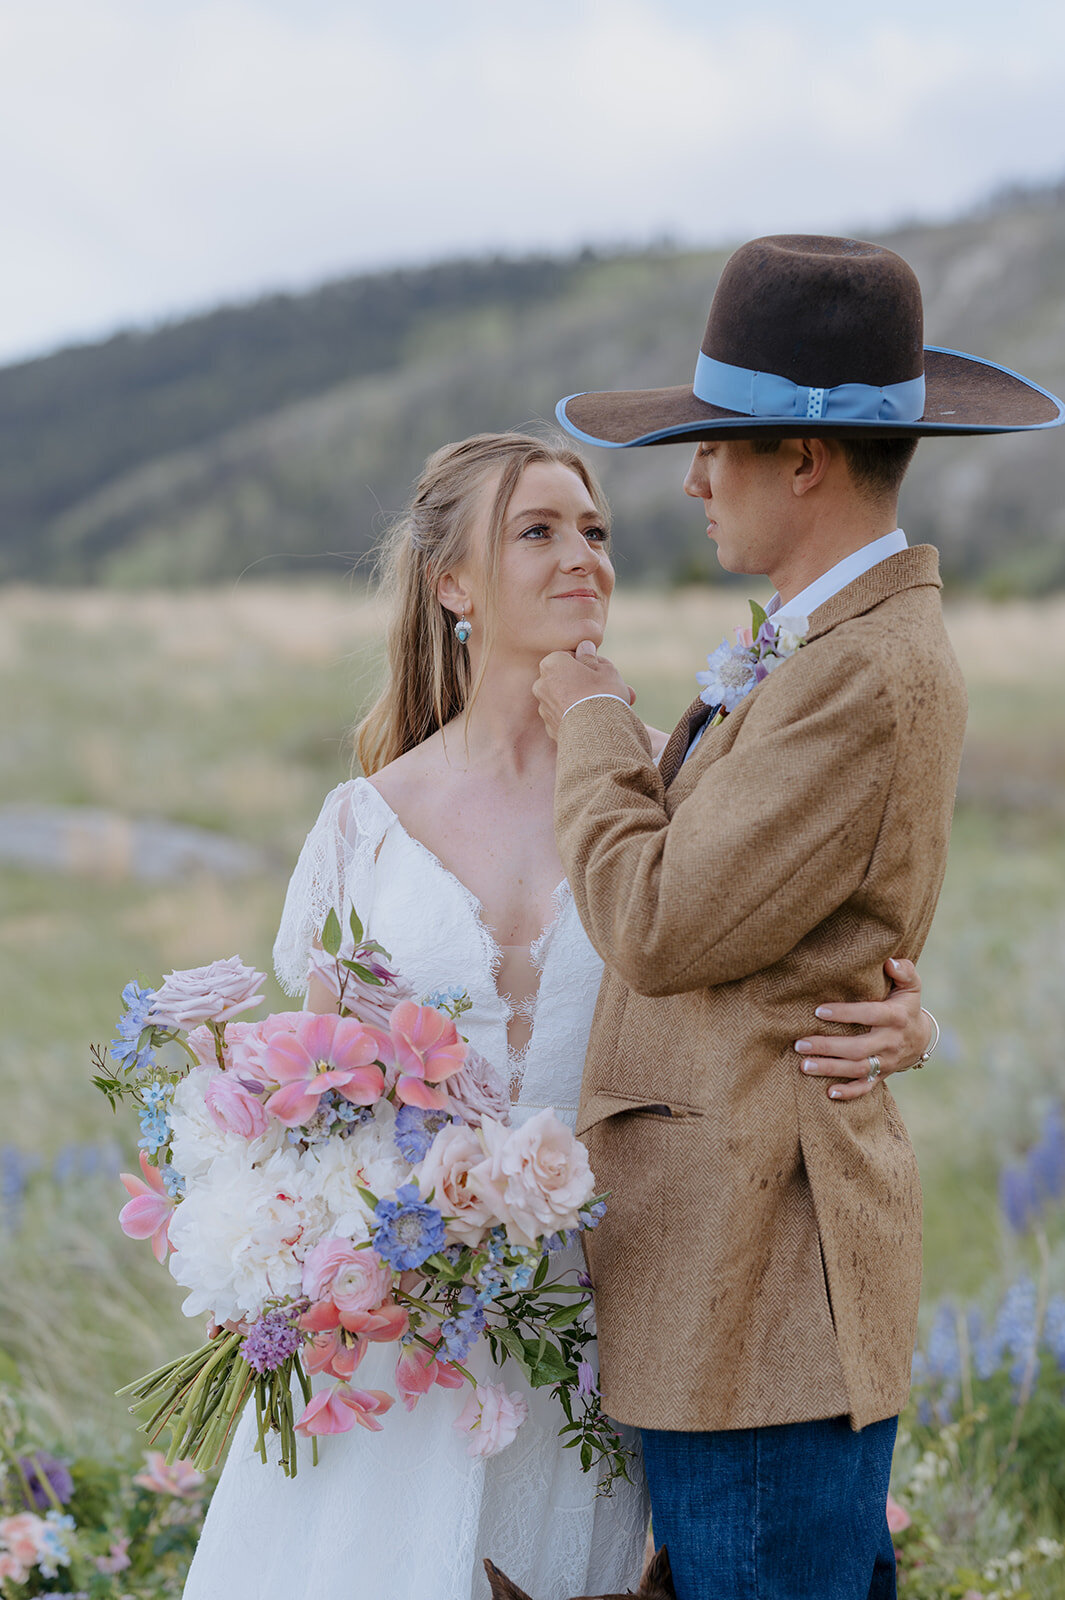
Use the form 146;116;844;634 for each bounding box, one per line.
182;778;650;1600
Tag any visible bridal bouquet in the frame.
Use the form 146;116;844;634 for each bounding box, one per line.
93;909;627;1487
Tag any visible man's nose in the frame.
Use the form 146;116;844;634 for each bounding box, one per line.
683;451;707;499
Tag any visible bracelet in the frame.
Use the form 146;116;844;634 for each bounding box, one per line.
911;1007;940;1069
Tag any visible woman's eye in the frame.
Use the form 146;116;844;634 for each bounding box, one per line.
519;524;550;540
584;526;608;543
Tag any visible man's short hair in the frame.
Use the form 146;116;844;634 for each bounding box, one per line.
749;435;918;499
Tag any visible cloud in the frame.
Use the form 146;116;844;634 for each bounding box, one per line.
3;0;1065;363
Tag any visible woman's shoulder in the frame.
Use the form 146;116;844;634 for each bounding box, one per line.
363;731;448;816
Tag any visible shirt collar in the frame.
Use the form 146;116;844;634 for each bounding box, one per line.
766;529;909;621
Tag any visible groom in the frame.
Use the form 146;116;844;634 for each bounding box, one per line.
534;236;1064;1599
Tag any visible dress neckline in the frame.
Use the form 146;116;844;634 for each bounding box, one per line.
354;777;570;1090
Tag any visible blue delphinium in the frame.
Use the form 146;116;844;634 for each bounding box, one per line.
394;1104;452;1163
109;980;157;1074
440;1288;486;1363
423;985;465;1012
137;1080;173;1154
373;1184;447;1270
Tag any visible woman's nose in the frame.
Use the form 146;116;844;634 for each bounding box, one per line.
559;530;595;569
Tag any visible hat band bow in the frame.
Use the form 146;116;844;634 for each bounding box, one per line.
693;352;926;424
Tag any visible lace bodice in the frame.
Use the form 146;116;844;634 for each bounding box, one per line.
274;778;606;1121
183;779;649;1600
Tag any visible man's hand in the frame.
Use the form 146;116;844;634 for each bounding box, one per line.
533;639;635;741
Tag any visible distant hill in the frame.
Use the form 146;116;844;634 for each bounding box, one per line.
3;185;1065;591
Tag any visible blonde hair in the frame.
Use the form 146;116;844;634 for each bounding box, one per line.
356;432;610;775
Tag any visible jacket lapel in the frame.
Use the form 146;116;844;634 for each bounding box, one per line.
658;695;716;787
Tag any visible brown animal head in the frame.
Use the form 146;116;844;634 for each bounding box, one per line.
483;1545;674;1600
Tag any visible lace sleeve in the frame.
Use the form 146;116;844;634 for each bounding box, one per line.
272;781;383;996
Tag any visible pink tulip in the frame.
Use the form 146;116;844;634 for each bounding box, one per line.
395;1333;465;1412
885;1493;911;1535
257;1012;386;1127
132;1451;205;1497
304;1327;366;1380
205;1073;270;1137
119;1151;175;1262
378;1002;467;1110
295;1384;394;1436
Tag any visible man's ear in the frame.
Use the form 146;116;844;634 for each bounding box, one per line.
791;436;833;495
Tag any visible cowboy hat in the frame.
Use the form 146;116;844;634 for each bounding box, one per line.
556;234;1064;446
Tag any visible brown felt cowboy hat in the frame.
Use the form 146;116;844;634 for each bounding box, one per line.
556;234;1065;446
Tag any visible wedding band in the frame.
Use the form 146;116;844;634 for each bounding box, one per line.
867;1056;882;1082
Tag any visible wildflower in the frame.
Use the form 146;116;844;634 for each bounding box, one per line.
373;1184;447;1270
133;1451;205;1497
439;1289;486;1363
95;1536;132;1574
577;1360;597;1397
13;1451;73;1509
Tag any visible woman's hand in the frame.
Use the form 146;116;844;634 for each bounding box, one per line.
795;957;931;1101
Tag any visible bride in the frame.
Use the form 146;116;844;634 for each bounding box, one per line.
182;433;931;1600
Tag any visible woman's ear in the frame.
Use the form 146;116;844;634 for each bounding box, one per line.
436;569;471;620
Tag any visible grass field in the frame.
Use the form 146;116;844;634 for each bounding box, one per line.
2;581;1064;1462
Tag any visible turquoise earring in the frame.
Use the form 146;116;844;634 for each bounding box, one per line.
454;610;471;645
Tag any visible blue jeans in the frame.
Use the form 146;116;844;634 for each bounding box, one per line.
641;1414;898;1600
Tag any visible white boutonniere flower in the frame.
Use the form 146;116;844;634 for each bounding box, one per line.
696;601;808;724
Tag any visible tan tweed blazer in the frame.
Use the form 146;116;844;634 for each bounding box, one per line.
554;546;966;1433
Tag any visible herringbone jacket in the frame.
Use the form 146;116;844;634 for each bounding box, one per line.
554;546;966;1432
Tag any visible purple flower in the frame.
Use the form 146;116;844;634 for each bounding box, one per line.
109;980;157;1074
16;1451;74;1509
577;1360;597;1397
394;1104;453;1163
373;1183;447;1270
242;1308;304;1374
999;1164;1039;1235
1028;1105;1065;1205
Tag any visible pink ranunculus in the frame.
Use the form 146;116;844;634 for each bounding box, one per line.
885;1492;911;1535
132;1451;205;1497
416;1122;499;1247
119;1151;175;1262
306;938;416;1029
378;1001;467;1109
453;1382;528;1458
295;1384;393;1437
395;1332;465;1412
149;956;265;1030
257;1012;386;1127
205;1073;270;1138
301;1238;392;1330
478;1110;595;1248
444;1046;512;1128
94;1537;132;1575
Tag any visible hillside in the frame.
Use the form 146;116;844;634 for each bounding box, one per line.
3;186;1065;590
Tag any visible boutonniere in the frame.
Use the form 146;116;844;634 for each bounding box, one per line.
696;600;808;726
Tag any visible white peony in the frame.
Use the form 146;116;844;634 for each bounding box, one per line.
168;1069;284;1185
167;1145;330;1322
301;1103;408;1239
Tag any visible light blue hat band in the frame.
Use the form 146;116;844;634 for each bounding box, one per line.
693;351;926;423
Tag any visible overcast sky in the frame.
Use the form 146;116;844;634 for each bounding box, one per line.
3;0;1065;367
